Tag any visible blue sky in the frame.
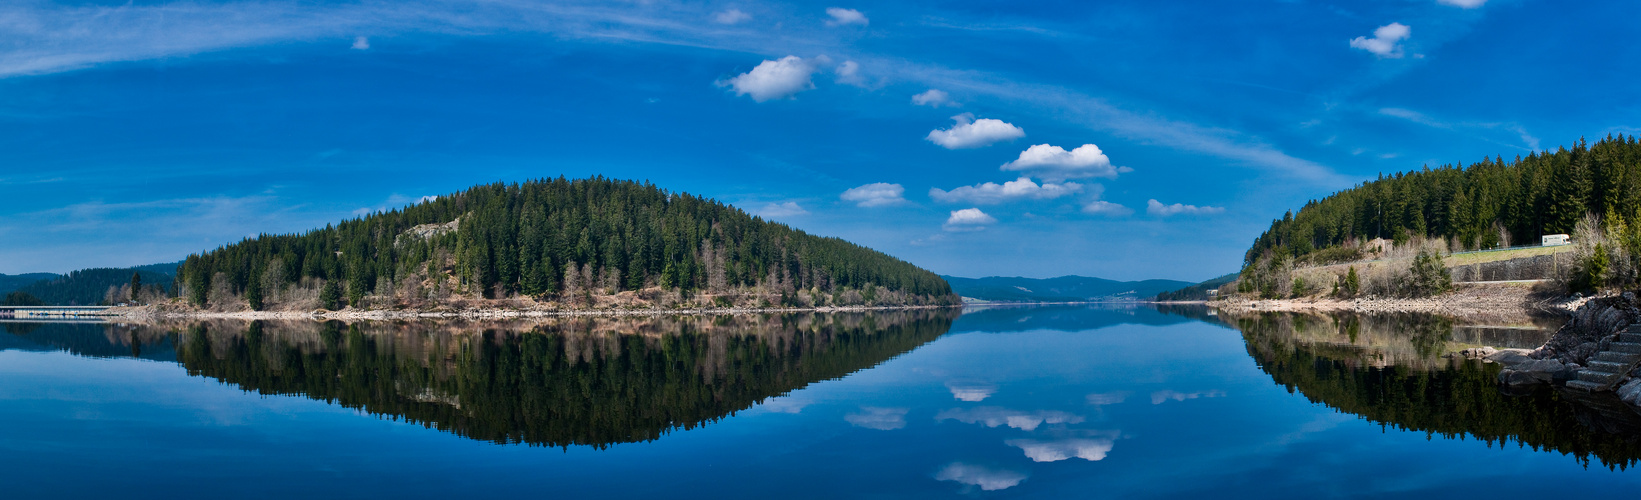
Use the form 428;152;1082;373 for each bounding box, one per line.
2;0;1638;281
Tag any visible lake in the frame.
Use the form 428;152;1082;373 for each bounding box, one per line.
3;305;1641;498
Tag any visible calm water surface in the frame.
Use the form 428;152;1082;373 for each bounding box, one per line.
3;305;1640;498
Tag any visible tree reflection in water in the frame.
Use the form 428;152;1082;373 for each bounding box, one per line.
5;310;955;449
1219;309;1641;470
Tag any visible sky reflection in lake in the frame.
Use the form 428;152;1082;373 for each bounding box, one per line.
2;305;1640;498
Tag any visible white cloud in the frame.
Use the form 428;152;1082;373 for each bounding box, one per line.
911;89;957;107
1001;143;1130;181
1437;0;1487;7
1349;22;1411;59
926;113;1025;149
350;36;369;50
721;55;817;102
1006;438;1116;462
1150;389;1226;404
835;60;866;87
945;381;997;402
824;7;868;27
754;201;808;218
1081;200;1132;216
1085;392;1128;405
930;177;1081;204
1146;199;1224;217
712;8;751;24
935;463;1027;491
844;407;907;430
935;407;1083;431
943;208;997;232
841;182;906;207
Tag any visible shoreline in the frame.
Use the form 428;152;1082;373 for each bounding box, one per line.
1205;281;1577;324
107;303;962;322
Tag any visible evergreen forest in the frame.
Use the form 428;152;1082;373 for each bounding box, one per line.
1245;135;1641;264
176;177;955;311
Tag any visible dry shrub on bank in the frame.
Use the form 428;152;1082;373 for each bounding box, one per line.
1239;234;1454;300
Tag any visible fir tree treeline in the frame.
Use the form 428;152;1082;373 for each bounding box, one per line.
177;177;955;310
1245;135;1641;265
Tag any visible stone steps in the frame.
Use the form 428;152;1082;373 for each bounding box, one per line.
1578;370;1625;386
1610;342;1641;354
1588;360;1632;373
1595;351;1641;363
1568;379;1608;391
1569;331;1641;392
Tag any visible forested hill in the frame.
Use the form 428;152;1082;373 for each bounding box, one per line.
1245;135;1641;264
177;177;955;311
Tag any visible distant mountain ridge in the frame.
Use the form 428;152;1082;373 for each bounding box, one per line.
0;273;60;295
4;262;181;306
1155;273;1238;301
942;275;1195;303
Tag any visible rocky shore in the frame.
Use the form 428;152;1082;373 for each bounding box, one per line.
1210;281;1574;325
1470;293;1641;407
1213;282;1641;412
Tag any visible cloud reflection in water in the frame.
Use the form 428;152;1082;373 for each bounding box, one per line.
935;407;1083;431
845;407;909;430
935;462;1028;491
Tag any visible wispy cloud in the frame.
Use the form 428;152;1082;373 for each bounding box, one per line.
712;8;751;25
1147;200;1224;217
0;0;1345;188
912;89;957;107
1438;0;1488;8
1082;200;1132;216
1378;107;1539;150
753;201;809;218
824;7;868;27
834;60;867;87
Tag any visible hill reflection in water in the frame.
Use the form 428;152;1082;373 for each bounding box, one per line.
2;310;956;448
1200;308;1641;469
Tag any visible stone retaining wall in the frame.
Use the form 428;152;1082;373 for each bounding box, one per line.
1449;253;1564;282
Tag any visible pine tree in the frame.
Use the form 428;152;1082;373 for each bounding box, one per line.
319;280;342;310
245;278;263;311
